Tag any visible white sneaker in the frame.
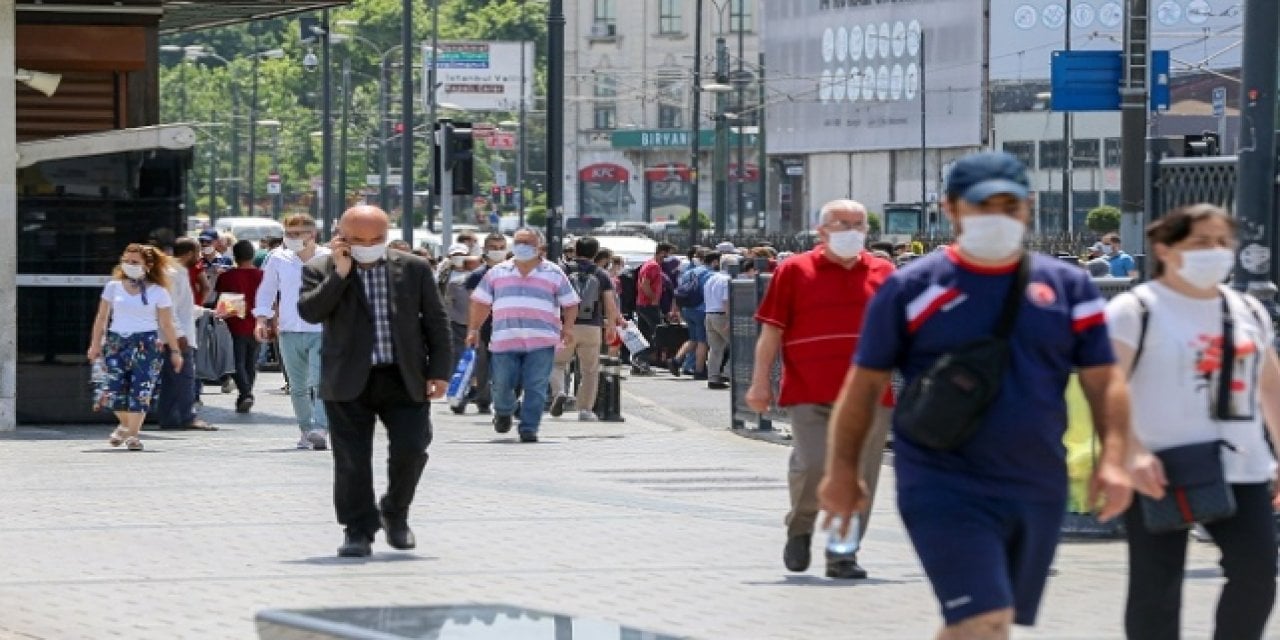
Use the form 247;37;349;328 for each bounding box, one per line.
306;429;329;451
578;410;598;422
296;436;311;450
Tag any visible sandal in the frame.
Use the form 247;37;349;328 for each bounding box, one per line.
108;427;128;447
124;436;143;451
186;419;218;431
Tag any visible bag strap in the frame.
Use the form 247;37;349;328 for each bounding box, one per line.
993;255;1031;339
1216;288;1238;420
1128;291;1151;378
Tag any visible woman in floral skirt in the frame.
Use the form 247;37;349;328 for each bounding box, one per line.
87;244;184;450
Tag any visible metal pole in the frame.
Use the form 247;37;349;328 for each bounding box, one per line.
248;31;260;216
1119;0;1149;260
400;0;415;243
688;0;705;250
339;56;351;216
547;0;565;260
1233;0;1279;303
379;57;391;211
441;121;455;244
757;52;766;232
735;3;746;235
1063;0;1074;233
425;0;440;235
0;2;15;429
320;10;335;239
920;31;928;230
518;4;528;226
272;128;282;218
209;113;219;223
713;37;729;237
230;69;241;217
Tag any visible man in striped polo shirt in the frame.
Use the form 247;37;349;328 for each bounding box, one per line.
467;227;580;443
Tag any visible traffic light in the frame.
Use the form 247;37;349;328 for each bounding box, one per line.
433;121;475;196
490;185;502;204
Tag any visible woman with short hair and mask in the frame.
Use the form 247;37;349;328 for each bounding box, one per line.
1106;204;1280;640
87;244;184;451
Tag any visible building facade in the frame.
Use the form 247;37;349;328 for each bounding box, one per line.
565;0;762;229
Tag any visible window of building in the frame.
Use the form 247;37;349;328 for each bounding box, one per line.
1037;190;1065;233
1039;140;1064;170
594;74;617;98
1002;141;1035;169
594;0;615;25
1104;190;1120;206
731;0;754;32
659;104;683;129
1073;139;1100;168
594;105;617;130
1104;137;1122;167
1073;190;1100;231
659;0;681;34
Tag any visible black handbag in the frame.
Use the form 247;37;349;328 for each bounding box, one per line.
895;256;1029;451
1138;440;1237;533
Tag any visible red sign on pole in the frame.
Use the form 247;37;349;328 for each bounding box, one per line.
487;132;516;150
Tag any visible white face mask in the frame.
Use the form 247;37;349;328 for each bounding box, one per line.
1175;247;1235;289
486;249;508;263
121;263;146;280
451;256;466;268
349;242;388;264
1101;243;1115;256
957;215;1026;261
826;229;867;259
283;237;307;252
201;245;216;256
512;243;538;262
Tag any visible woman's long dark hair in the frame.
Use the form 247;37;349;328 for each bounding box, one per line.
1147;203;1235;277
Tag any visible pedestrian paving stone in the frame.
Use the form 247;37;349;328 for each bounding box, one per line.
0;371;1274;639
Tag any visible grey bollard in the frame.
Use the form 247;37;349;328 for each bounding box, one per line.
593;356;625;422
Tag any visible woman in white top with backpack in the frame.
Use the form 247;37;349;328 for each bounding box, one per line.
87;244;184;451
1105;204;1280;640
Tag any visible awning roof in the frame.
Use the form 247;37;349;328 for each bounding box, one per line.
16;0;348;34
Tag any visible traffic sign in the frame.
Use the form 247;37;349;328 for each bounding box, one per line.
1212;87;1227;118
494;170;507;187
487;132;516;150
1050;49;1170;112
266;172;281;195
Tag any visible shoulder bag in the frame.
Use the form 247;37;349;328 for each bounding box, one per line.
894;256;1029;451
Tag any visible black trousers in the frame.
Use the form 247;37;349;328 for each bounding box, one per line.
1124;482;1277;640
230;335;258;400
324;366;433;537
635;305;662;364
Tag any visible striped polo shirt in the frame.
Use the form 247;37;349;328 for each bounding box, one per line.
471;259;580;353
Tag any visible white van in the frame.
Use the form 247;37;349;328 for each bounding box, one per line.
213;216;285;243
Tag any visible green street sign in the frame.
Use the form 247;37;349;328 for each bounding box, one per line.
611;129;759;150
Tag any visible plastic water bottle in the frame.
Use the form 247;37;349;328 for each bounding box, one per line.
445;347;476;409
826;514;862;556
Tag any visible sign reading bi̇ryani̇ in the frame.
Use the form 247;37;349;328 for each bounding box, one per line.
763;0;984;154
427;41;535;112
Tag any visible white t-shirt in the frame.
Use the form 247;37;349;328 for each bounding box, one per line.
1106;282;1277;483
101;280;173;336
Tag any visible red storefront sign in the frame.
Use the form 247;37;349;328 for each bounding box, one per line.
644;163;694;182
578;163;629;183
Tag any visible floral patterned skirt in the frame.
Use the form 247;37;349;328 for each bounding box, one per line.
93;331;164;413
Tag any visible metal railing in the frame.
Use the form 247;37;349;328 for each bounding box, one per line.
1151;156;1238;215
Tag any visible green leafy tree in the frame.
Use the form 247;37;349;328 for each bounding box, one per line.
1086;205;1121;234
525;206;547;226
678;211;711;230
867;212;882;235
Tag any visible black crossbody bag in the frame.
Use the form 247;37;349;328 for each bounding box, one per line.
895;256;1029;451
1130;288;1246;533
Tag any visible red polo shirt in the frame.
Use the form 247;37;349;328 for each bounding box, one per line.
755;246;894;406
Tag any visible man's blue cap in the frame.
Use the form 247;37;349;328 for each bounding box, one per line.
945;151;1030;204
198;229;219;243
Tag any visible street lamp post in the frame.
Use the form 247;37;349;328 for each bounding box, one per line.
179;47;240;219
547;0;565;260
331;26;403;216
689;0;706;251
338;56;352;214
426;0;441;237
246;40;285;218
712;36;730;237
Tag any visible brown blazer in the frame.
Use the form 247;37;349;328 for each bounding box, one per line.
297;249;453;403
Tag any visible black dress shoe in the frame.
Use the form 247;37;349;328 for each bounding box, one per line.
380;515;416;550
549;394;568;417
667;358;682;376
476;403;491;415
519;431;539;443
826;554;868;579
337;531;373;558
783;533;812;572
493;415;513;434
707;381;729;390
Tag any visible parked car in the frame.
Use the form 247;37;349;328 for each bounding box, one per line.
214;216;284;242
596;235;658;268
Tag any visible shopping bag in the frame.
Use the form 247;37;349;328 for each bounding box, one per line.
619;322;649;354
446;347;477;409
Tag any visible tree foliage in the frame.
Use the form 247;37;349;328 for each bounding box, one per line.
1086;205;1121;233
159;0;549;218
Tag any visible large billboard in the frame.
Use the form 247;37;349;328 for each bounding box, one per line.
763;0;986;154
990;0;1243;81
427;41;535;112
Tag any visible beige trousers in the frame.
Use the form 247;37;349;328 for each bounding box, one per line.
785;402;892;538
550;324;604;410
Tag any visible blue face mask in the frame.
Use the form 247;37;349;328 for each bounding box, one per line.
512;243;538;262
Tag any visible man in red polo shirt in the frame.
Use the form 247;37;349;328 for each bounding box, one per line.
747;199;894;580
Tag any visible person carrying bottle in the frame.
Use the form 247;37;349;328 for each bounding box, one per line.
87;244;184;451
747;199;896;580
821;152;1134;638
1106;204;1280;640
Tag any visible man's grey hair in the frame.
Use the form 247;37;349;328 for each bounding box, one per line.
818;199;869;226
514;226;545;246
